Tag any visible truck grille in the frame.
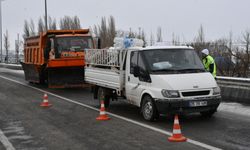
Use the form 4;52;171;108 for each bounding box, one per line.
182;90;210;97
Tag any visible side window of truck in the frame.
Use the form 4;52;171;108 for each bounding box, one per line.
44;39;51;59
130;51;138;74
138;52;151;82
138;52;146;71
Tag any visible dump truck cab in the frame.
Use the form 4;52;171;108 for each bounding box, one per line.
21;29;95;88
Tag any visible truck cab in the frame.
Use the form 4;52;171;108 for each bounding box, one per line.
125;46;221;121
46;34;94;60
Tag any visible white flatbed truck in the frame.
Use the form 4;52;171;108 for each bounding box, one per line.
84;46;221;121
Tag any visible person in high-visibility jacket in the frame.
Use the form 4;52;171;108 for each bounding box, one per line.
201;49;216;77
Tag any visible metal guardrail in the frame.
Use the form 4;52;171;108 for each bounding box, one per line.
216;76;250;104
216;76;250;89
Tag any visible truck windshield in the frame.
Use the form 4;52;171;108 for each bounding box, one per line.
142;49;205;74
56;36;93;52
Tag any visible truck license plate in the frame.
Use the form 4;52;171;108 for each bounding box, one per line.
189;101;207;107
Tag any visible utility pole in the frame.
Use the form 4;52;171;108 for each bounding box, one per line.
0;0;4;62
45;0;48;31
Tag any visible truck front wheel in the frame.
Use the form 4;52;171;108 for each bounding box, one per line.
141;95;159;121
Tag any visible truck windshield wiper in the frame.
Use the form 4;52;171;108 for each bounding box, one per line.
177;68;206;72
151;69;181;73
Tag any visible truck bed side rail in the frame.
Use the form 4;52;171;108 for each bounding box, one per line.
85;49;124;67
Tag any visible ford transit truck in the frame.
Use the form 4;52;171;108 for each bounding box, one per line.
21;29;95;88
84;46;221;121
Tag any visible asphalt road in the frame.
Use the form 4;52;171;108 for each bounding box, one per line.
0;68;250;150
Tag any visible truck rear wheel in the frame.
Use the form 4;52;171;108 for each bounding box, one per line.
141;95;158;121
97;87;110;108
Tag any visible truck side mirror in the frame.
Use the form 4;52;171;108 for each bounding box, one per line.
134;66;140;77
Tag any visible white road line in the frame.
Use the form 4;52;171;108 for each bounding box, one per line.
0;129;15;150
0;75;222;150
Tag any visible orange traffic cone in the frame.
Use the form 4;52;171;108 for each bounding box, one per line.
96;99;110;121
168;115;187;142
40;93;52;107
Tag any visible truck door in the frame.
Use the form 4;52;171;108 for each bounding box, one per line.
126;51;147;106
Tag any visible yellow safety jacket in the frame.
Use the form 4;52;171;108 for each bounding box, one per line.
202;55;216;77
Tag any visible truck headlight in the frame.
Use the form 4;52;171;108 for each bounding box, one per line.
213;87;220;95
161;90;180;98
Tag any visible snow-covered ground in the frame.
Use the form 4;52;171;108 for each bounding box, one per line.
0;68;24;75
218;102;250;117
0;63;21;67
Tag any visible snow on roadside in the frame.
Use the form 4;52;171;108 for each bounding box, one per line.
218;102;250;117
0;68;24;75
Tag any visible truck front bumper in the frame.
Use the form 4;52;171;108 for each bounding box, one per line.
154;96;221;114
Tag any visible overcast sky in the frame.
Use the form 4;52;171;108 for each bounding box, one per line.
2;0;250;50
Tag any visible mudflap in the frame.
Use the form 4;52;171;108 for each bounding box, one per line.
21;62;42;83
48;67;86;88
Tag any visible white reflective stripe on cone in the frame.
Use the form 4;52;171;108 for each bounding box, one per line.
101;104;105;108
174;119;179;124
43;99;48;102
173;129;181;134
100;111;106;115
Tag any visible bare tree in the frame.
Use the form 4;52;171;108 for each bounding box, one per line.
50;18;57;30
108;16;116;46
92;25;98;37
172;32;180;46
226;31;238;76
59;16;81;30
47;16;57;30
196;24;205;44
15;34;20;64
38;16;57;32
214;31;245;77
38;17;45;33
29;19;36;36
128;28;136;38
141;29;146;47
60;16;70;30
137;27;142;39
4;30;10;63
99;17;108;47
72;16;81;29
23;20;30;39
156;26;163;42
242;30;250;77
192;24;209;53
93;16;117;48
150;32;154;46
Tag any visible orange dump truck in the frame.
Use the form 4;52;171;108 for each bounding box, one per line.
21;29;95;88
